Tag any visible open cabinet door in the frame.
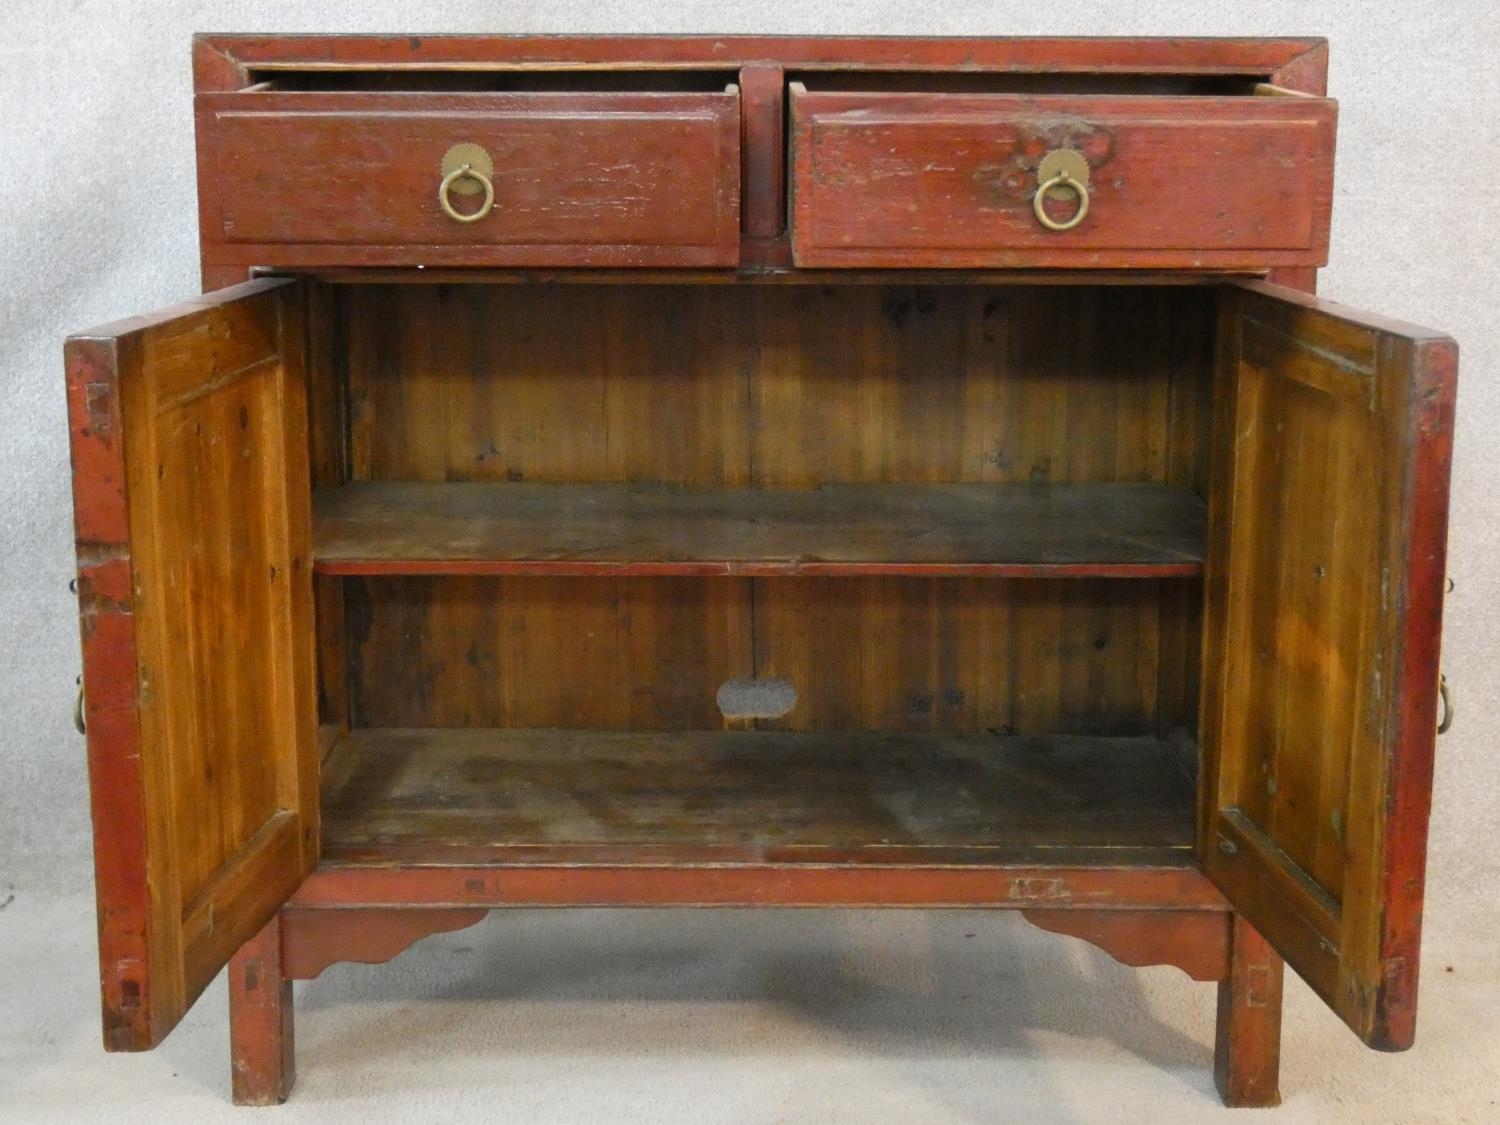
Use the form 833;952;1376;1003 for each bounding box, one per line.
67;278;318;1050
1202;280;1456;1050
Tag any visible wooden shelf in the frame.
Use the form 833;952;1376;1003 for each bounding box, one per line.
312;481;1206;578
319;727;1198;868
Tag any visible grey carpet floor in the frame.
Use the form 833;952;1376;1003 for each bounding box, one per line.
1;892;1494;1123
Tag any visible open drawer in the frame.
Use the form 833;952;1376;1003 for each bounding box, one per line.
789;82;1336;269
195;84;742;267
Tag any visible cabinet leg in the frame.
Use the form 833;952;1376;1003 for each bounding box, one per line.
229;912;295;1106
1214;914;1283;1107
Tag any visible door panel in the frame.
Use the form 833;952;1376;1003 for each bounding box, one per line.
1202;280;1456;1049
67;278;318;1050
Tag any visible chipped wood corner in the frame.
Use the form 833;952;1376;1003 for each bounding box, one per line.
1271;39;1331;96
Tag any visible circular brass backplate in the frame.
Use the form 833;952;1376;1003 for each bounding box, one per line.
441;143;495;196
1036;148;1090;191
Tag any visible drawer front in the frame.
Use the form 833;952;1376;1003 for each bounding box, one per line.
790;89;1336;269
198;91;741;267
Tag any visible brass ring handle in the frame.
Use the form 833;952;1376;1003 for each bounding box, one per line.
74;675;86;736
1438;674;1454;735
438;164;495;223
1033;170;1090;232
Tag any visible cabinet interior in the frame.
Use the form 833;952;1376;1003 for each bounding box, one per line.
304;280;1220;870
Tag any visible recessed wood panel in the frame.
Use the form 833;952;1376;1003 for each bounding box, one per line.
1202;282;1457;1049
66;279;318;1050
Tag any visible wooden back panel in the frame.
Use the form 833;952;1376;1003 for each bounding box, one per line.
342;283;1214;487
330;282;1214;736
68;280;318;1049
345;575;1175;736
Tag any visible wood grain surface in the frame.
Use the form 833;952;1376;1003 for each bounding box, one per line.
340;282;1214;488
319;727;1197;867
198;90;741;267
312;480;1206;577
790;88;1335;269
342;575;1185;736
1201;281;1457;1049
66;279;319;1050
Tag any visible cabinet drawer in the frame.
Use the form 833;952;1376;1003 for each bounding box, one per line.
789;85;1335;269
197;89;742;267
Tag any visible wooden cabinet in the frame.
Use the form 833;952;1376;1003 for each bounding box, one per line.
66;35;1456;1107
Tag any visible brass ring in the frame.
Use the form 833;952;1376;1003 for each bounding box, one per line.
1033;171;1090;232
438;163;495;223
1438;674;1453;735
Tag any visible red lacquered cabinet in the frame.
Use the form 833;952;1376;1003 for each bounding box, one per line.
67;34;1456;1107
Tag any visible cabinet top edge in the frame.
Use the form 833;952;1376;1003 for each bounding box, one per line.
192;34;1328;90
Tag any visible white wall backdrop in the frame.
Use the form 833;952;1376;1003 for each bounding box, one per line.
1;0;1495;942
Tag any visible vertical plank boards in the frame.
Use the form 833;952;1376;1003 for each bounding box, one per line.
347;577;753;730
269;291;320;856
346;575;1166;736
307;284;351;743
129;296;285;907
601;288;752;485
344;284;1205;488
753;578;1160;735
337;283;1215;737
1156;288;1215;737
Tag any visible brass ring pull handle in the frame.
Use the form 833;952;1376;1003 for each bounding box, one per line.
1033;172;1089;231
438;164;495;223
438;143;497;224
74;675;86;736
1438;674;1454;735
1032;149;1091;233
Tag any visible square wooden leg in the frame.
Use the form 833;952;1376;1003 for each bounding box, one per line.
1215;914;1283;1107
229;912;295;1106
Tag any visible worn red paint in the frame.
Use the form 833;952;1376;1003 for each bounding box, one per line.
1371;335;1457;1051
66;336;155;1051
